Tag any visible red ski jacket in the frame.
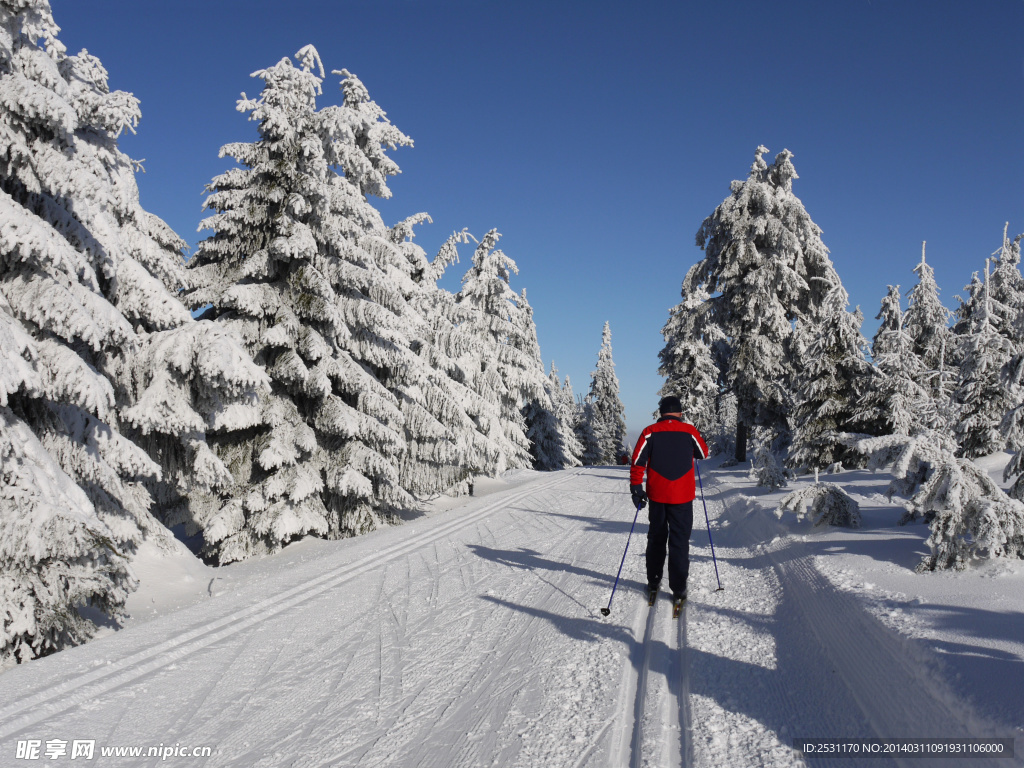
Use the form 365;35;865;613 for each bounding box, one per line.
630;416;709;504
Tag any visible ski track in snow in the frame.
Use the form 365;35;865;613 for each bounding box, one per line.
691;471;1021;768
1;464;1020;768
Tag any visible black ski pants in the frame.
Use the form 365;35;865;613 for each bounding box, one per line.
646;500;694;596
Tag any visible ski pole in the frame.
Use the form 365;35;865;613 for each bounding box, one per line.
600;502;643;616
696;461;724;591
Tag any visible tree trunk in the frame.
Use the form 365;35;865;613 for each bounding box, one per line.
735;422;747;463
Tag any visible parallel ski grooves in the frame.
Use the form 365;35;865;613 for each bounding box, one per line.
706;471;1017;768
0;469;583;741
630;600;659;768
676;608;693;768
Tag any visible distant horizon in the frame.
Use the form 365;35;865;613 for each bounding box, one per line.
50;0;1024;434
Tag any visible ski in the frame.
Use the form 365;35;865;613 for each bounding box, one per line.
646;582;660;606
672;596;686;619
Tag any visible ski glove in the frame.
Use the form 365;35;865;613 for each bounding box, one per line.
630;484;648;510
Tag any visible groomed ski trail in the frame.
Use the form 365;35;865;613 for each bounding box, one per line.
0;468;645;768
629;597;658;768
689;470;1021;768
0;464;1017;768
613;591;692;768
0;470;584;741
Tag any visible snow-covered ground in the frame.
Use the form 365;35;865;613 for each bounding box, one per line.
1;461;1022;767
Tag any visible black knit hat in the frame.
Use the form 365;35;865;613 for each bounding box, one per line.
659;395;682;415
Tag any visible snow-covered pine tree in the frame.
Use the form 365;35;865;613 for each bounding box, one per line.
985;225;1024;354
853;433;1024;570
706;391;737;458
917;468;1024;571
787;282;873;471
323;75;503;496
996;228;1024;499
0;401;134;668
871;285;902;357
575;393;601;466
583;322;627;465
183;49;427;561
752;443;787;489
778;481;860;528
903;242;957;406
688;147;840;460
523;378;565;471
514;290;569;470
381;221;495;495
1001;353;1024;501
857;286;934;437
954;260;1013;458
454;229;533;473
658;279;720;433
952;271;984;337
0;0;265;660
547;363;583;467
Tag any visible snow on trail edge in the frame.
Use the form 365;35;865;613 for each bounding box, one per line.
0;463;1020;768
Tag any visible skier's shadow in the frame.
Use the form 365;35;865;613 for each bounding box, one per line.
512;506;645;535
480;594;634;645
466;543;644;594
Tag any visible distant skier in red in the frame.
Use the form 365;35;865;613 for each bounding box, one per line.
629;395;709;605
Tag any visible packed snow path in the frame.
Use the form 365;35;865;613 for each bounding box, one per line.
0;466;1018;767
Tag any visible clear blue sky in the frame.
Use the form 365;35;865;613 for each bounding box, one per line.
51;0;1024;441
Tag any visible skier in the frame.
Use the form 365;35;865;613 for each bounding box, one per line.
629;396;709;613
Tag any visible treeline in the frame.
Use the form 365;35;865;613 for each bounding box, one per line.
0;2;626;665
660;146;1024;573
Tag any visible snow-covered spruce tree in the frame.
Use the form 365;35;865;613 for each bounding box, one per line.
575;393;601;466
903;242;957;405
706;391;737;458
318;73;479;501
583;321;627;465
688;146;840;461
778;481;860;528
752;443;787;489
0;0;266;660
514;290;570;470
914;461;1024;571
523;376;566;470
454;230;534;473
1000;352;1024;501
954;260;1013;458
787;283;873;472
985;225;1024;353
184;48;432;560
0;401;133;668
316;63;472;504
380;222;495;494
853;434;1024;570
658;278;720;433
0;299;138;667
998;228;1024;499
547;363;583;467
857;286;934;437
952;271;984;337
